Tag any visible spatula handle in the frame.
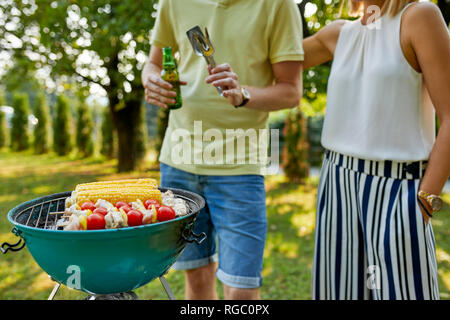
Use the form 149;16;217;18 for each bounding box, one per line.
204;56;223;95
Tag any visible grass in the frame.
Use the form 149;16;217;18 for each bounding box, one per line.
0;150;449;300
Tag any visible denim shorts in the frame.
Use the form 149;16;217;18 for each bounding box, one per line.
160;163;267;289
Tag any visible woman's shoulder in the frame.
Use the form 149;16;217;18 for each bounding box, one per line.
402;2;445;27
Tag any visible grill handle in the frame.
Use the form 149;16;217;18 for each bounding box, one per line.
182;222;206;246
1;228;26;254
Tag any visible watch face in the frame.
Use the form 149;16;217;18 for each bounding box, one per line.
430;197;443;211
242;88;251;100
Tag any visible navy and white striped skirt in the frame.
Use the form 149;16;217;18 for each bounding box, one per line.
312;150;439;300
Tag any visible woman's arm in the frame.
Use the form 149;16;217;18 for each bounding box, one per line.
405;3;450;220
302;20;346;69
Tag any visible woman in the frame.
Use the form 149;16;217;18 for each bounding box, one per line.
304;0;450;300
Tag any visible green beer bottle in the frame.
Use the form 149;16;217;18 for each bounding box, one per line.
161;47;182;110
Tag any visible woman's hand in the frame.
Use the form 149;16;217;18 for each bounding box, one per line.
144;74;187;109
205;63;243;106
417;197;432;225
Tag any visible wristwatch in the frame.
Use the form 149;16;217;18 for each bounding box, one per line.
235;87;251;108
418;190;443;212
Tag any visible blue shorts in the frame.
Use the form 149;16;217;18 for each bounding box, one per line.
160;163;267;289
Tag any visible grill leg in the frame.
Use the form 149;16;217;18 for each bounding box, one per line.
48;283;60;300
159;276;176;300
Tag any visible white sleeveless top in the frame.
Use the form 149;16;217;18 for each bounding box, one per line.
321;4;435;162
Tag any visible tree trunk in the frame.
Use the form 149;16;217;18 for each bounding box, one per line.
110;98;142;172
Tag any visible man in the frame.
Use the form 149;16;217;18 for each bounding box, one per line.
142;0;304;300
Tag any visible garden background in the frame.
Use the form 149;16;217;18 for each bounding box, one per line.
0;0;449;299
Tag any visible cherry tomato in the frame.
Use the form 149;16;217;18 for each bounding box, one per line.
145;199;161;210
87;213;105;230
157;206;176;222
81;201;96;211
115;201;129;209
127;210;143;227
93;207;108;216
121;205;132;214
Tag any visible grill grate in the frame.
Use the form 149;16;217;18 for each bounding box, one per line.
14;197;67;230
11;191;199;230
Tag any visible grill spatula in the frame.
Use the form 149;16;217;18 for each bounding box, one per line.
186;26;223;95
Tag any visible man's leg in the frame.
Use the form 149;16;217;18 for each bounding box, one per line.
185;262;219;300
223;284;261;300
204;174;267;300
160;163;218;299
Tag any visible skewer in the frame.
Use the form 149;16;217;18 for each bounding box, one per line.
48;211;66;215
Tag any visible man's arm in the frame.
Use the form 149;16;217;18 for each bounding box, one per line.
205;60;303;111
141;46;186;109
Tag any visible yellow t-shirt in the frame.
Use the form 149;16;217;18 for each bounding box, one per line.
151;0;304;175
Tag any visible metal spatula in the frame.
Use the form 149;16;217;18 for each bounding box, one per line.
186;26;222;95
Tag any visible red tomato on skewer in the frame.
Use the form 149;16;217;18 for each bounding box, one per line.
145;199;161;211
127;210;143;227
157;206;176;222
121;205;132;214
93;207;108;216
81;201;96;211
87;213;106;230
115;201;129;209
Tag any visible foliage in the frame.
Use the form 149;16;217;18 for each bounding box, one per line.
33;92;52;154
0;110;7;149
75;101;94;157
282;108;310;183
0;89;8;148
100;107;116;159
10;93;31;151
53;94;73;156
135;102;149;165
0;0;159;171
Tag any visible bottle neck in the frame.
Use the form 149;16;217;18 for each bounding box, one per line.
163;63;176;70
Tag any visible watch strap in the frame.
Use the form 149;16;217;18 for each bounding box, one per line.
235;87;250;108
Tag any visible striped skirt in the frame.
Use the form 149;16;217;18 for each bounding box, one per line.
312;150;439;300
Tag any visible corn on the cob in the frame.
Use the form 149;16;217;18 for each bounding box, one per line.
75;178;158;192
75;186;162;205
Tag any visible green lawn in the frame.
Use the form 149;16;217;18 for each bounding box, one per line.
0;151;449;300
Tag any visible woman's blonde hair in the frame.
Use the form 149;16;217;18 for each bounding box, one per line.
347;0;417;17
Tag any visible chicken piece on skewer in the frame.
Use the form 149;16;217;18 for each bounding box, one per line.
63;215;82;231
131;199;156;225
162;190;188;216
104;208;128;229
64;204;91;218
95;199;116;211
142;205;157;225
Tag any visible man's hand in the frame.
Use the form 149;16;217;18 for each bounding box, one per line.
144;74;187;109
205;63;243;106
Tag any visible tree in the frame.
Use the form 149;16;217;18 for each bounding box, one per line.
76;101;94;157
11;93;31;151
282;107;310;183
0;90;8;149
33;92;52;154
135;102;148;165
100;107;116;158
3;0;158;171
53;94;73;156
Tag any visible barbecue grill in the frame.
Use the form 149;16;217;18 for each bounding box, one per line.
1;187;206;300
